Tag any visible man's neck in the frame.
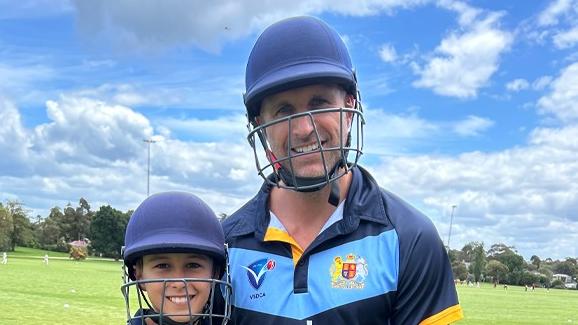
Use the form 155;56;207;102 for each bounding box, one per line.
269;172;352;251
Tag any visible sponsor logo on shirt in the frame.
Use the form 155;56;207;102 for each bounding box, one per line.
242;258;276;290
330;253;368;289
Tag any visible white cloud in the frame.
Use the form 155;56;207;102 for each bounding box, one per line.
537;62;578;123
532;75;553;90
368;123;578;259
0;96;260;216
506;78;530;92
436;0;481;27
0;98;32;173
363;109;439;155
379;43;398;63
158;115;248;142
537;0;573;27
0;63;54;95
70;0;428;53
413;13;512;98
453;115;494;136
553;26;578;49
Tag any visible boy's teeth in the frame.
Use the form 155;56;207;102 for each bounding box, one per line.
169;296;190;304
295;143;319;153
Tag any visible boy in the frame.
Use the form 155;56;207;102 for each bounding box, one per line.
121;191;231;325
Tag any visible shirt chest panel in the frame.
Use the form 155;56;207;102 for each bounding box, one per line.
228;229;399;320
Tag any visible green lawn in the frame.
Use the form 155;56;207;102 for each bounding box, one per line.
457;282;578;324
1;247;577;324
0;247;126;324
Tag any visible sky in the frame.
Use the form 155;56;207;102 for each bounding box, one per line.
0;0;577;261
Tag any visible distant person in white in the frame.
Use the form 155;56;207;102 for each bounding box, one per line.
43;254;49;265
1;252;7;264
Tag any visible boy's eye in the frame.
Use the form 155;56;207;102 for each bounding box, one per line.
186;262;202;269
154;263;170;269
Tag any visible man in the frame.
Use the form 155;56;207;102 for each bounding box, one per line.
222;16;463;324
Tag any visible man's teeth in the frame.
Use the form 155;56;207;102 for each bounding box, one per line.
168;296;192;304
294;143;320;153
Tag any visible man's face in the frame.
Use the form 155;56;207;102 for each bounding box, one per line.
135;253;214;323
258;84;354;180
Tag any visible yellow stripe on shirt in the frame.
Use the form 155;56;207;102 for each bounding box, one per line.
264;227;304;266
419;304;464;325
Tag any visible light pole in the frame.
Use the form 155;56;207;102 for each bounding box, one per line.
447;204;457;249
143;139;157;197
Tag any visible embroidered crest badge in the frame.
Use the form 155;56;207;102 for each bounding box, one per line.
330;253;367;289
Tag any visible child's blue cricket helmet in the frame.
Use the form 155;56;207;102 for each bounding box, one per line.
123;191;226;280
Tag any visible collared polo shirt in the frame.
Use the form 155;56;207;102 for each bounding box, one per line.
222;166;463;324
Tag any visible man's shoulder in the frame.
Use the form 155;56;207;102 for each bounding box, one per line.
222;192;264;238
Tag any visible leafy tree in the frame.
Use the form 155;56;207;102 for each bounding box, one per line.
520;271;542;286
487;243;516;258
58;198;93;242
89;205;129;259
1;201;35;250
12;211;35;248
452;262;468;281
460;243;475;263
486;260;509;284
35;217;60;251
489;244;525;276
0;204;12;251
530;255;541;269
470;242;486;282
538;267;553;280
551;279;565;289
553;261;576;276
448;249;461;265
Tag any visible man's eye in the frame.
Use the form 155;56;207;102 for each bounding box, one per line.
310;97;330;108
154;263;170;269
275;106;293;117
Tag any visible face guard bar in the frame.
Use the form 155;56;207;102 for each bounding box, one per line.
247;106;365;192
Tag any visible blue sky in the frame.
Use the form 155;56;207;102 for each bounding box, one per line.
1;0;577;260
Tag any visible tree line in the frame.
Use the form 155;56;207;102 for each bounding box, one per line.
1;198;577;288
0;198;130;260
449;242;578;289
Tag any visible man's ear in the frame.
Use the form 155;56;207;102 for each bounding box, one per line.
344;94;356;125
345;93;356;108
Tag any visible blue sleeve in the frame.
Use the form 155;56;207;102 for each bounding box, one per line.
384;192;463;324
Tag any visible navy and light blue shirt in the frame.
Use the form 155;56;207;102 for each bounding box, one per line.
222;166;463;324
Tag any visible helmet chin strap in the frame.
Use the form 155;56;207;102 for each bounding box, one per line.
276;160;343;207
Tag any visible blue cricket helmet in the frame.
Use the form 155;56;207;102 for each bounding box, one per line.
244;16;358;121
123;191;225;280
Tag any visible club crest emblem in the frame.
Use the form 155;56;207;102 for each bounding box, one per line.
242;258;276;290
330;253;368;289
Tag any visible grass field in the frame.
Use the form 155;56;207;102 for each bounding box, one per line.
0;247;126;324
0;247;577;324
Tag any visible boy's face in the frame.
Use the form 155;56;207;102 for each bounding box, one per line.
135;253;215;323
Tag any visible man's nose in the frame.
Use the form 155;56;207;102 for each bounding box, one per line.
289;113;315;138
